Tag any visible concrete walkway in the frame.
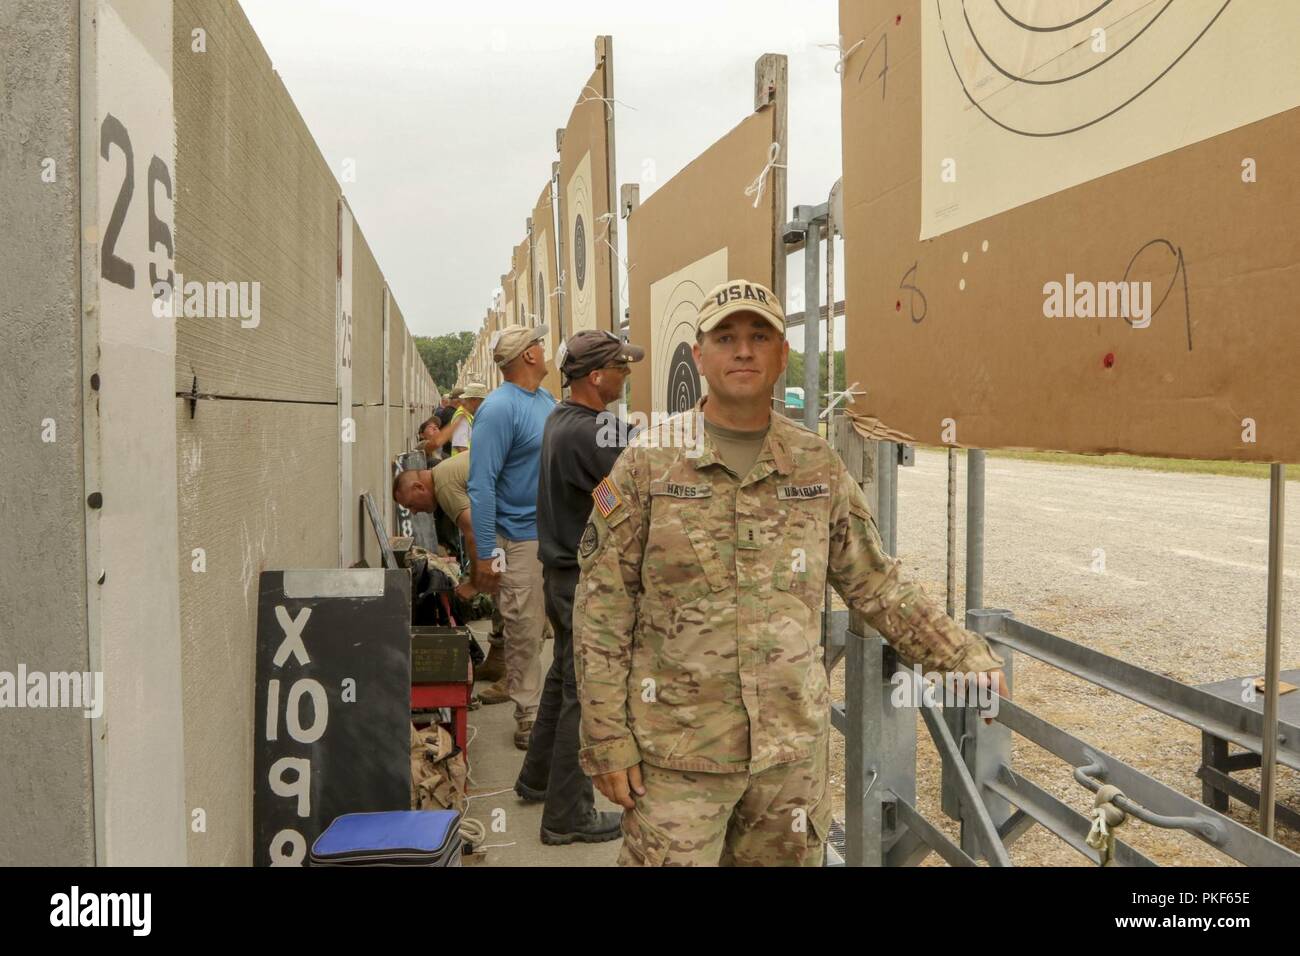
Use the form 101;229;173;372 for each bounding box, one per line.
463;620;622;867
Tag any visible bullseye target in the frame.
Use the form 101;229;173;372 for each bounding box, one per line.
649;247;728;415
567;150;597;332
935;0;1231;138
920;0;1299;237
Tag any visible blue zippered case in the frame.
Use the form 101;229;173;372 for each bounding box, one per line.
309;810;463;866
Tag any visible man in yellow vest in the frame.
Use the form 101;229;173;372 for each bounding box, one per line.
448;383;487;455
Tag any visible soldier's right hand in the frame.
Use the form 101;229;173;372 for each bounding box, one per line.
593;764;646;810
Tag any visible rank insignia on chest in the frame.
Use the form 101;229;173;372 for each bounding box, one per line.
593;477;624;519
777;483;830;500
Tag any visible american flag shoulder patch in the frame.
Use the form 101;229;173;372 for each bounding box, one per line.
593;477;623;520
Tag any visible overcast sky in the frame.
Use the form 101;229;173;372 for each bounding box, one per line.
240;0;845;345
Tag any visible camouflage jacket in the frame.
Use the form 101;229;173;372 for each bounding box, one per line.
573;401;1003;776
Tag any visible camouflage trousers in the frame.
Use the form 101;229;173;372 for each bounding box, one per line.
495;535;544;720
618;735;831;866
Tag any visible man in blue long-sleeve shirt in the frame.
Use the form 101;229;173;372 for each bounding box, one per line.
469;323;556;749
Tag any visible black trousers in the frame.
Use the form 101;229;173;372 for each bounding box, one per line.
516;564;593;831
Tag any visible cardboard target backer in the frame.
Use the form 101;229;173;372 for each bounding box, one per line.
511;238;531;327
628;107;779;416
502;268;516;343
531;181;563;396
839;0;1300;462
558;62;617;336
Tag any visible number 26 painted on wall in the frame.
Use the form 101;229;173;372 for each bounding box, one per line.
99;113;174;299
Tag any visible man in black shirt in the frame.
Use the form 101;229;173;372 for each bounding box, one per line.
516;329;643;845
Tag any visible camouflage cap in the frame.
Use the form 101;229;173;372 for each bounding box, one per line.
491;323;549;367
460;382;488;399
447;387;464;399
696;279;785;334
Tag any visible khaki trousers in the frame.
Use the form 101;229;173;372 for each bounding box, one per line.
495;535;544;720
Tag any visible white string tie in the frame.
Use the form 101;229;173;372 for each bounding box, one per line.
818;37;865;74
744;142;786;209
577;86;637;120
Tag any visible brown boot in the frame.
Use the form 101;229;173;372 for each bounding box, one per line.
474;652;505;684
514;716;535;751
476;678;510;705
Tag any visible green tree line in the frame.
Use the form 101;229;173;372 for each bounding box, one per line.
785;348;846;400
415;331;845;403
415;331;476;394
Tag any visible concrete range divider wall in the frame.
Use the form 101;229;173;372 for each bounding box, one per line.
0;0;96;867
172;0;436;865
0;0;437;865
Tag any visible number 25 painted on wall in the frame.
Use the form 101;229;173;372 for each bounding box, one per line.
99;113;174;301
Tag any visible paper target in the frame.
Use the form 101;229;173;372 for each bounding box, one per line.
649;247;728;415
533;233;553;361
921;0;1300;237
567;150;598;332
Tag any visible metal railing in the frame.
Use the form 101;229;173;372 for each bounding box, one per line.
823;439;1299;868
786;181;1295;868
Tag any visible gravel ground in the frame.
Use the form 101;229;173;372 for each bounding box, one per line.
828;449;1300;866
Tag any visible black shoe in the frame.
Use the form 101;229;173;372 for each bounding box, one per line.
540;810;623;846
514;780;546;803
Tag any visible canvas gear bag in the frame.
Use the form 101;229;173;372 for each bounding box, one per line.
410;722;469;813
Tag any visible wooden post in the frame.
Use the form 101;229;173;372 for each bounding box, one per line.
597;36;621;331
754;53;788;412
552;157;567;345
620;182;640;221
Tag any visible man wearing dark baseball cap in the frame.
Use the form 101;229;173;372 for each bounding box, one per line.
514;329;643;845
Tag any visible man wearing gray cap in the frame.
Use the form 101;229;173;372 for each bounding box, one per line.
515;330;644;844
468;324;557;749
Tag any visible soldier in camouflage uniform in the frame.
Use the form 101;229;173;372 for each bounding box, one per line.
573;279;1006;866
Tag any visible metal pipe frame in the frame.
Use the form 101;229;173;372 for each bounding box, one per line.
1073;760;1226;843
827;398;1292;870
994;695;1300;866
972;613;1300;771
913;672;1012;866
1197;765;1300;833
986;766;1155;867
892;795;977;867
965;449;985;614
803;215;821;431
1260;463;1286;836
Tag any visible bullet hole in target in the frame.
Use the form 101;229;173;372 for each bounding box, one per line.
1103;352;1116;369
